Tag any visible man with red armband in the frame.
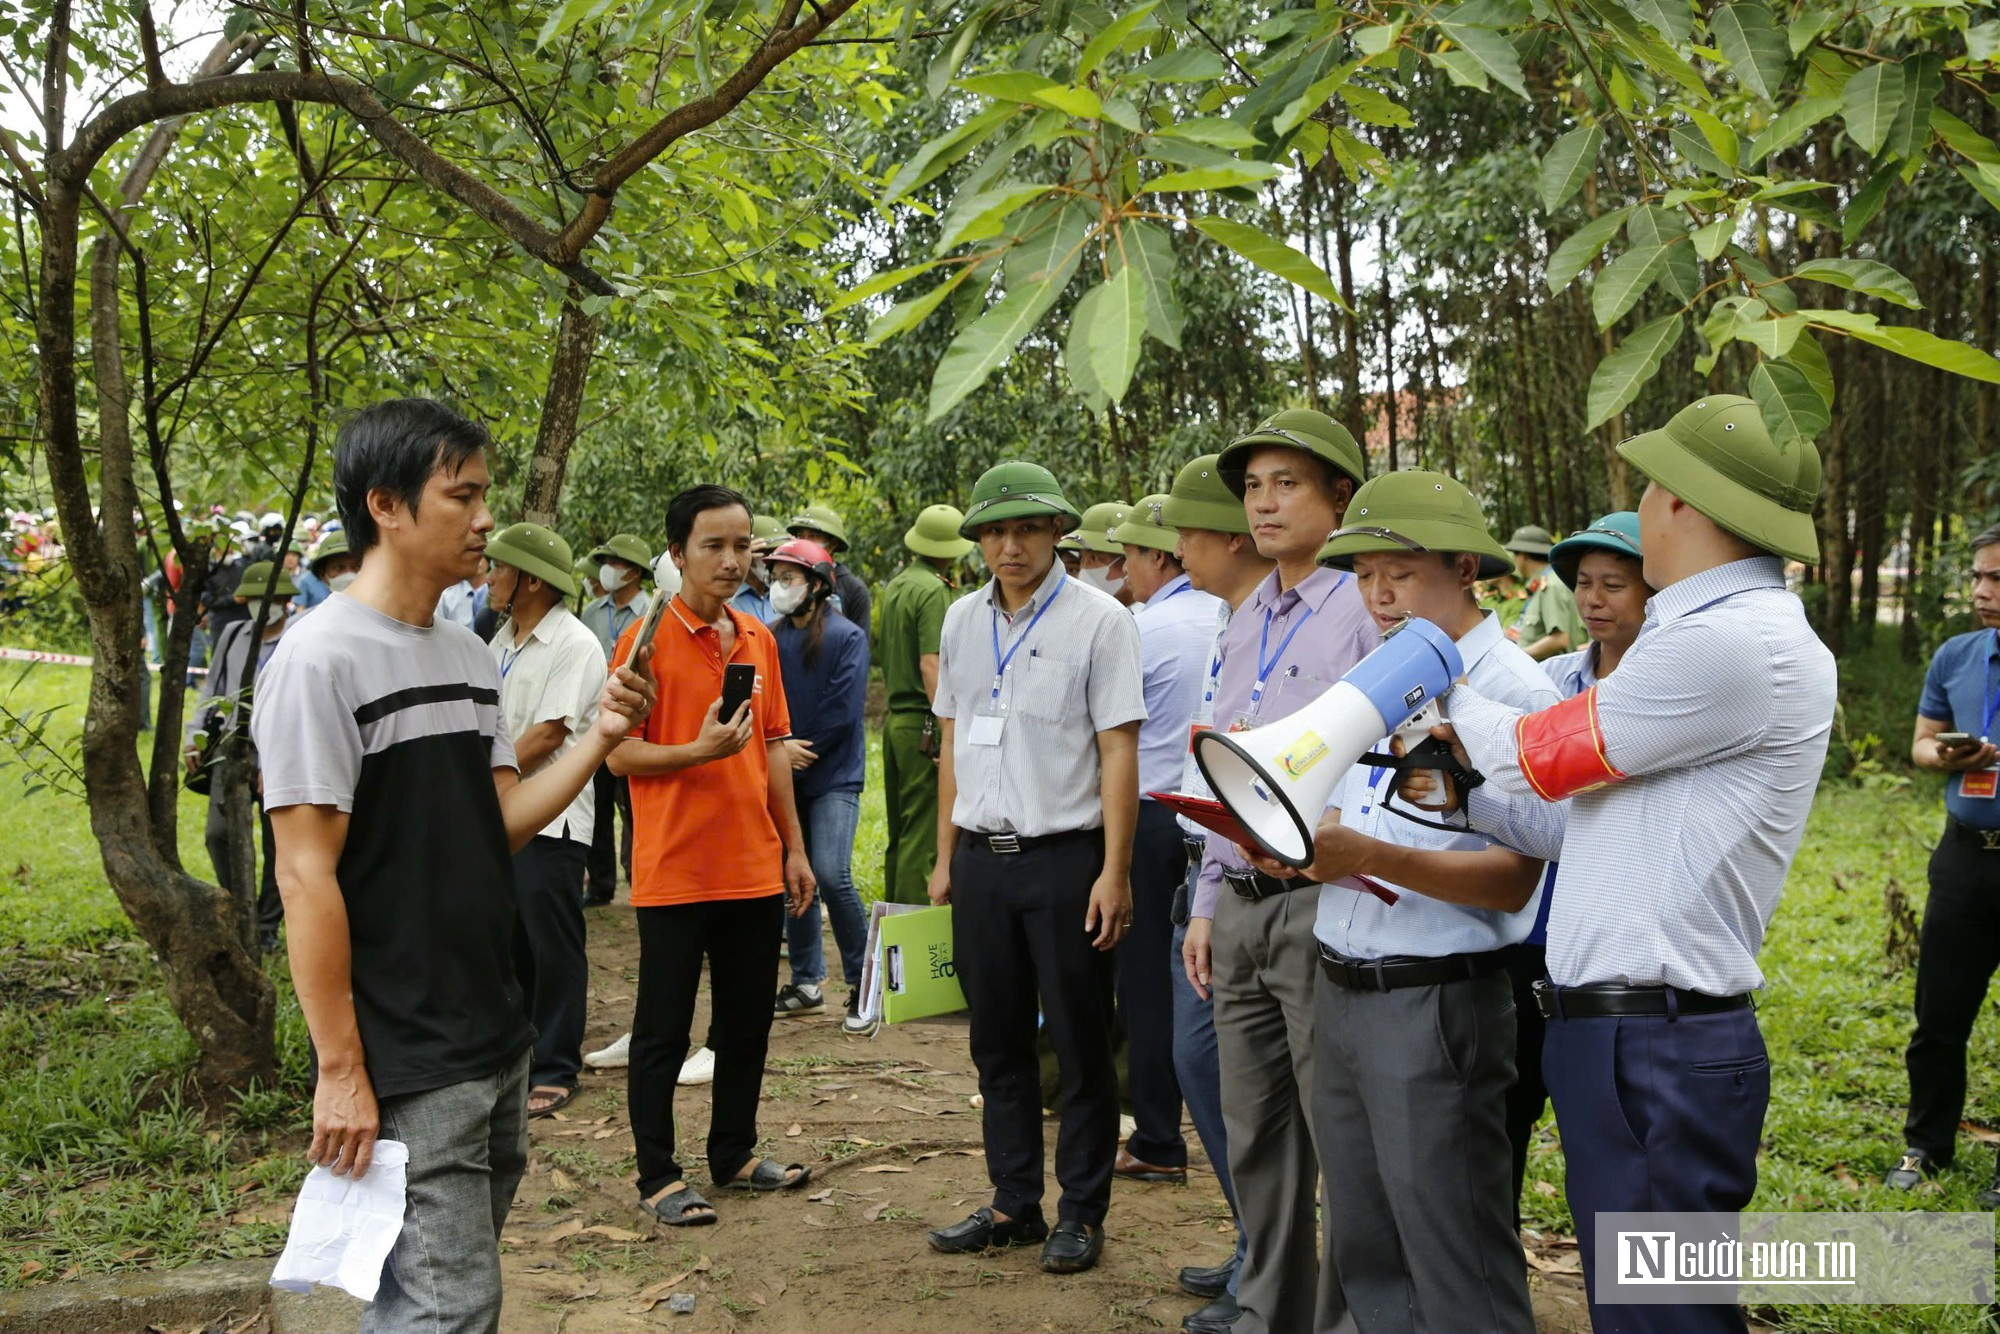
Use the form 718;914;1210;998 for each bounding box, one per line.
1436;395;1836;1334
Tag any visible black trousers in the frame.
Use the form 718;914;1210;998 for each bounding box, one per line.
630;894;784;1195
952;829;1117;1228
1501;941;1550;1221
205;794;281;943
586;765;631;901
1903;831;2000;1162
1115;801;1186;1167
512;835;590;1091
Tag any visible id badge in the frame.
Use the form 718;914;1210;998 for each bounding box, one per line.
1229;712;1263;733
969;704;1005;747
1187;722;1211;752
1964;769;1999;800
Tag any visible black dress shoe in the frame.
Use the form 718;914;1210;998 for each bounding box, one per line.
1182;1293;1239;1333
1884;1147;1941;1190
1040;1219;1104;1274
927;1205;1048;1254
1177;1260;1235;1299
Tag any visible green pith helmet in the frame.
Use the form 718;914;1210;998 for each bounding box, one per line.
1504;524;1556;558
306;529;349;576
788;504;849;552
1617;394;1821;564
1216;408;1367;498
590;533;653;573
235;560;296;600
959;462;1083;538
1317;470;1514;579
1161;453;1250;535
1110;494;1179;554
751;513;791;546
904;504;975;560
487;522;579;597
1549;511;1644;589
1061;501;1131;555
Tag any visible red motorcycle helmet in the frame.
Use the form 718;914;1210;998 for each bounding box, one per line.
766;538;836;596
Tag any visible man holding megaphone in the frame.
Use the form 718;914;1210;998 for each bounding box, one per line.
1227;472;1555;1333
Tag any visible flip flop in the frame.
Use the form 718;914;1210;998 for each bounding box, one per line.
638;1184;717;1228
527;1085;577;1119
720;1158;812;1192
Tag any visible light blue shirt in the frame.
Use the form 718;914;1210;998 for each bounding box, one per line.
293;569;331;610
1135;574;1226;800
1176;599;1233;840
1451;557;1837;994
581;590;651;661
1314;612;1561;961
730;584;775;625
436;580;477;631
1542;643;1600;697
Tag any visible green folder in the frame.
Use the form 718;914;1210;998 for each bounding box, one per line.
879;905;966;1024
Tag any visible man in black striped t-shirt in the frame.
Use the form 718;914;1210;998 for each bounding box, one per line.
254;399;654;1333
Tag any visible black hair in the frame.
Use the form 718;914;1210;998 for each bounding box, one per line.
665;484;751;551
333;398;488;557
1973;525;2000;554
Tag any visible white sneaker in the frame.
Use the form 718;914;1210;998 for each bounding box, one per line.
584;1032;631;1069
678;1046;716;1086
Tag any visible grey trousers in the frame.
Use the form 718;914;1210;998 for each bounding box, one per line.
1212;887;1347;1334
363;1050;531;1334
1310;966;1534;1334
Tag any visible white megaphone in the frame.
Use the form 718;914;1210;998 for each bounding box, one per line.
1192;616;1463;869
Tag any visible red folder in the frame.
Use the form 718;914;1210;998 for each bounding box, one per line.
1147;791;1400;906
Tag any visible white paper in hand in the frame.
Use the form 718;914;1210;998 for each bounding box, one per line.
270;1138;409;1302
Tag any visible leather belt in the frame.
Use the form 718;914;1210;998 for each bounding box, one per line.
1533;979;1754;1020
1183;838;1207;866
961;828;1098;856
1944;817;2000;852
1318;944;1506;992
1224;868;1314;902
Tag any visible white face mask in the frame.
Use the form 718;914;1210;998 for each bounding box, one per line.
770;580;811;616
598;562;630;593
1078;564;1124;597
255;602;288;629
329;571;358;593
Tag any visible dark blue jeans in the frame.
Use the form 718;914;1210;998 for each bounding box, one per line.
1171;863;1245;1294
786;789;868;987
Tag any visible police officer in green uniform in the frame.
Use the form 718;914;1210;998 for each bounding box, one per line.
1505;524;1587;661
879;504;973;906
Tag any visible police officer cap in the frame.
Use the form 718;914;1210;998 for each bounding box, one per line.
959;462;1083;539
1548;512;1643;589
1504;525;1556;557
1317;470;1514;579
487;522;578;597
1110;495;1179;555
904;504;975;560
1617;394;1821;564
1161;453;1250;536
1216;408;1367;499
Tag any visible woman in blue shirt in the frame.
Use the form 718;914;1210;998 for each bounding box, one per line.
766;539;874;1033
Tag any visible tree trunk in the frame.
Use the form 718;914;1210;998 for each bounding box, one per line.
520;294;603;528
1330;169;1365;443
1378;215;1396;472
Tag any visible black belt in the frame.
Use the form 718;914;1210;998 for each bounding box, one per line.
960;828;1099;856
1944;817;2000;852
1533;979;1754;1020
1318;944;1506;992
1223;867;1315;902
1184;838;1207;866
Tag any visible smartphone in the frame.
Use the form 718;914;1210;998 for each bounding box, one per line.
1937;732;1977;749
626;593;669;670
719;662;756;724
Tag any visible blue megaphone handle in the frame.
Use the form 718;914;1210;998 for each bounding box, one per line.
1340;616;1462;729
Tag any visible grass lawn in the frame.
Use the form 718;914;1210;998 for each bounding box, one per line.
0;641;1993;1329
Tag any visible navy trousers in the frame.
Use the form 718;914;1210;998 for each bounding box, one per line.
1543;1006;1768;1334
1116;800;1188;1168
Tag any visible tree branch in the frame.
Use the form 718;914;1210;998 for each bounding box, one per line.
137;2;168;90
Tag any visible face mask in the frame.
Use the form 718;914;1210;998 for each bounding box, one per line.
256;602;288;629
750;558;770;586
770;580;810;616
329;572;358;593
1078;564;1124;597
598;563;629;593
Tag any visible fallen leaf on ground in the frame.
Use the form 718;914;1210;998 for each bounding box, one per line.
1533;1181;1558;1198
806;1189;833;1202
848;1136;877;1147
894;1105;936;1117
546;1218;586;1242
628;1257;712;1313
19;1261;43;1279
583;1224;646;1241
549;1169;575;1192
859;1164;910;1174
748;1291;768;1307
548;1111;570;1122
593;1127;621;1140
864;1202;889;1221
813;1083;853;1091
786;1123;802;1137
561;1283;602;1303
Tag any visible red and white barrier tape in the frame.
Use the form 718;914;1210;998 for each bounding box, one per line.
0;645;205;675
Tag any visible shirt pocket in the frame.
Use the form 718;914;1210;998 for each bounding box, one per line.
1270;671;1338;718
1014;655;1080;725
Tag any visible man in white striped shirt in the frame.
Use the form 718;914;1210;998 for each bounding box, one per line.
1441;395;1836;1334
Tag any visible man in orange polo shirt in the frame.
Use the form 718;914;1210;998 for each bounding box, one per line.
608;484;817;1227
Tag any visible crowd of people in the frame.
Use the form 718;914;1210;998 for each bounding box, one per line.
151;388;1999;1334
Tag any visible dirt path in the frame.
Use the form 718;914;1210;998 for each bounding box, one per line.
496;902;1592;1333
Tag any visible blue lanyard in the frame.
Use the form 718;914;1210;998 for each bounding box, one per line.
989;579;1065;703
500;640;528;679
1983;632;2000;739
1157;579;1191;604
1250;605;1309;707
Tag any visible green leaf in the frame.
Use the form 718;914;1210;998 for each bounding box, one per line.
1840;60;1904;157
826;260;943;315
1750;360;1831;446
1886;53;1943;161
1143;161;1281;193
1968;21;2000;64
1438;23;1527;98
1710;1;1789;102
1119;220;1184;349
1669;124;1731;177
1336;84;1412;129
1735;311;1806;358
1191;216;1348;309
1076;1;1157;79
1790;257;1922;310
1276;68;1359;136
1586;315;1684;429
1545;206;1635;295
1538;124;1604;213
1931;108;2000;168
1692;215;1734;260
1959;163;2000;215
1592;245;1670;328
1026;85;1103;118
882;105;1016;205
869;270;973;347
1796;307;1879;333
1427;47;1489;91
1326;126;1392;183
959;70;1061;102
1786;9;1838;57
1074;266;1148;403
1356;23;1402;56
1155;117;1261;150
1629;206;1699;302
930;7;993;99
1002;199;1093;290
1630;0;1692;43
1839;325;2000;384
1101;97;1143;133
1781;331;1836;407
1746;95;1840;165
1691;108;1741;168
933;182;1057;255
927;279;1066;421
1135;47;1228;81
1840;170;1896;244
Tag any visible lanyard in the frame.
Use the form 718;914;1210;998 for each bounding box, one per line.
1247;574;1348;709
500;639;529;679
989;579;1065;703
